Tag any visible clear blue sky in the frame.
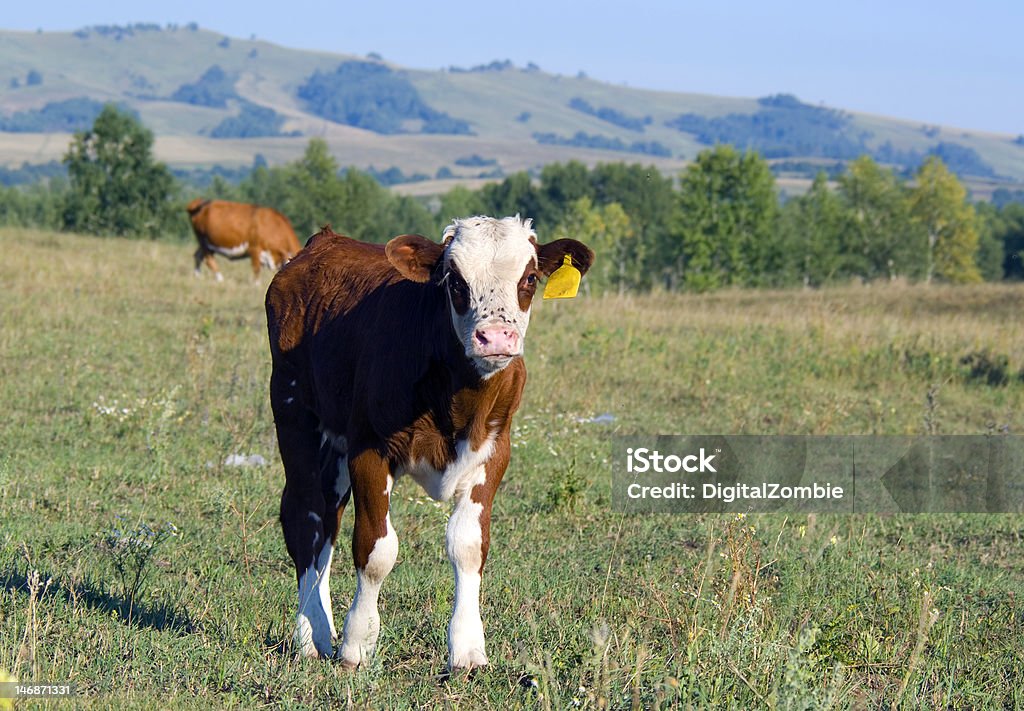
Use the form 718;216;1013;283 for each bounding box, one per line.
4;0;1022;134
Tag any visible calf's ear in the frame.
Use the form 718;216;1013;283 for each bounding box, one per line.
536;239;595;277
386;234;445;283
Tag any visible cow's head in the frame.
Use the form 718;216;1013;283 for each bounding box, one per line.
386;215;594;376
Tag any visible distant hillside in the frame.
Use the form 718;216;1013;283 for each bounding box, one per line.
1;23;1022;195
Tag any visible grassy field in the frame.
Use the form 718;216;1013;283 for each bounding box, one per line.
1;227;1022;709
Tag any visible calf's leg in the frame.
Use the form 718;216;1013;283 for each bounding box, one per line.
315;431;351;642
446;439;508;671
273;374;334;658
339;448;398;668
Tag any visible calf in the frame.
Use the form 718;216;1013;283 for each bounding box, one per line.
265;215;593;670
187;198;302;280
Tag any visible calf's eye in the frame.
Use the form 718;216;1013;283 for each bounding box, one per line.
448;276;467;295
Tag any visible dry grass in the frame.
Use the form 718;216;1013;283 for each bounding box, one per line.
0;228;1022;708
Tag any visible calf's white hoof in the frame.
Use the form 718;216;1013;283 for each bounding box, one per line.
449;648;489;672
338;640;377;670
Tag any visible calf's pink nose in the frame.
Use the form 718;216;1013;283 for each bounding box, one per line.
474;327;520;356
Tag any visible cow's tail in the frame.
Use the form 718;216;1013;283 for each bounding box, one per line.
186;198;212;216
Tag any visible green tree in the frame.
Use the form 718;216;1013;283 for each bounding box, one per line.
675;146;780;290
331;168;390;241
62;104;178;237
368;193;436;242
0;179;66;229
551;196;636;294
973;216;1005;281
478;172;542;222
837;156;921;280
205;175;240;202
437;185;487;227
589;163;676;289
537;160;594;226
976;201;1024;280
908;157;982;283
238;139;399;242
778;172;846;286
279;138;347;237
239;161;290;213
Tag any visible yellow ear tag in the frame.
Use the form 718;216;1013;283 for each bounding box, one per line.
543;254;582;299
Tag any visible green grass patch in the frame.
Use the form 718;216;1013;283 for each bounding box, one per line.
1;228;1022;708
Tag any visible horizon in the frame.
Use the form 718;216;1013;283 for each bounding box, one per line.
1;1;1022;136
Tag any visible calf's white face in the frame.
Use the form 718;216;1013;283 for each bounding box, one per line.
443;216;539;375
385;215;594;377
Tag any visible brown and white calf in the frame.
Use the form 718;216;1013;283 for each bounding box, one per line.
265;215;593;670
187;198;302;280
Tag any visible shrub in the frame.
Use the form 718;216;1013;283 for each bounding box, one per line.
959;350;1011;386
170;65;236;108
297;61;471;135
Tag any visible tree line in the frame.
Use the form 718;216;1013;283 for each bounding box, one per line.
0;104;1020;292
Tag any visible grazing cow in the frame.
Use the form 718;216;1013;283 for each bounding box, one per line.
187;198;302;280
266;215;593;670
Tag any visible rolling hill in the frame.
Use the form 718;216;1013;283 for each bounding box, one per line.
1;23;1022;197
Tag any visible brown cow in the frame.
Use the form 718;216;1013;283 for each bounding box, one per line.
266;215;593;671
187;198;302;280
